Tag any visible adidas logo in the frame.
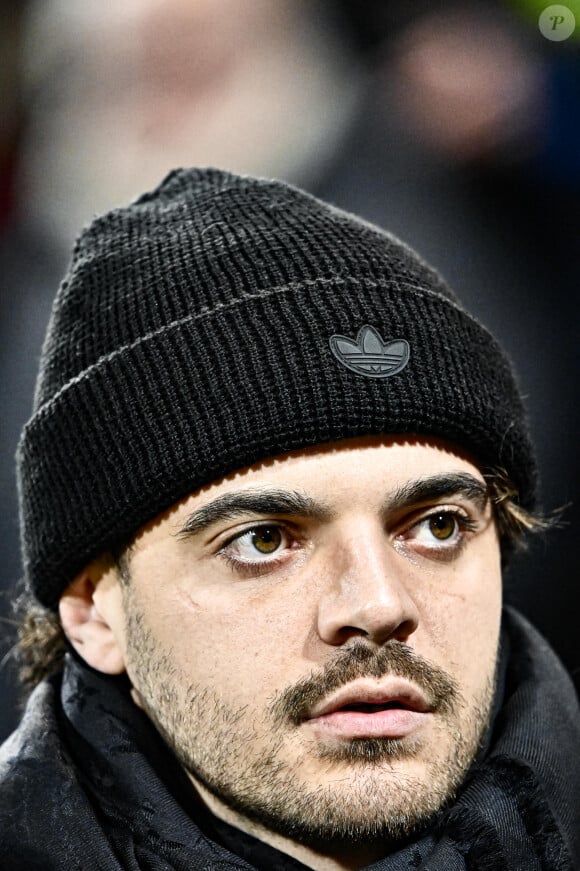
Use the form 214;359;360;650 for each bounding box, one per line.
329;325;410;379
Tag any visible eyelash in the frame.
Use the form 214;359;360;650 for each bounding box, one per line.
396;509;478;559
217;508;479;577
218;524;298;578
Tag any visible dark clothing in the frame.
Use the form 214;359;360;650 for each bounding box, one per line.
0;608;578;870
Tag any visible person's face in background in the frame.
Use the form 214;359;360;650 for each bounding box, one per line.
21;0;361;247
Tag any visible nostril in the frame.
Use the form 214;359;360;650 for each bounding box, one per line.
392;618;418;644
316;577;421;647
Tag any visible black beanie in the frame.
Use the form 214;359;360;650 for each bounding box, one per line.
17;168;537;609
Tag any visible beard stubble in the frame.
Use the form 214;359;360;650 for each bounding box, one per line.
124;604;496;847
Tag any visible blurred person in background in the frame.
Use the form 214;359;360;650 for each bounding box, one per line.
0;0;578;741
18;0;365;250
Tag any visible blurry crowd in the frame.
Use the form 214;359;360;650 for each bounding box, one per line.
1;0;579;738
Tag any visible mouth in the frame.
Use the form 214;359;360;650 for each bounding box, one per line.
304;681;434;740
339;701;418;713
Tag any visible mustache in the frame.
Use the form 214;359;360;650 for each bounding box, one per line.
270;640;460;726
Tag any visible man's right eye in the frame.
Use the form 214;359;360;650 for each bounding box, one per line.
218;524;294;574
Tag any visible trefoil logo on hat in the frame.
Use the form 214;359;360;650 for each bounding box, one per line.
329;325;410;379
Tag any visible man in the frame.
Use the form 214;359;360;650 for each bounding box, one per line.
1;168;578;869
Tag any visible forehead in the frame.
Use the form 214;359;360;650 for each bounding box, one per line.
135;435;485;542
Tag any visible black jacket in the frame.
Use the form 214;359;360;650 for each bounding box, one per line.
1;608;579;870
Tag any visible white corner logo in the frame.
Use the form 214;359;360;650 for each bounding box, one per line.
539;5;576;40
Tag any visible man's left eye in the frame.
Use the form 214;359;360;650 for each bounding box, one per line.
426;513;458;541
404;511;471;547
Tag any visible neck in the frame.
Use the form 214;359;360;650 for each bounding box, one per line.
189;774;388;871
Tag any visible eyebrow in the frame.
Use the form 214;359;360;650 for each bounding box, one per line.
176;489;335;538
176;472;489;540
385;473;489;514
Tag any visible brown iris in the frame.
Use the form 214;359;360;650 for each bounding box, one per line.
428;513;456;540
250;527;282;554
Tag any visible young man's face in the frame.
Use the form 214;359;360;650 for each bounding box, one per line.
97;436;502;858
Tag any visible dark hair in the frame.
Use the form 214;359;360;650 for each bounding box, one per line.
13;469;552;692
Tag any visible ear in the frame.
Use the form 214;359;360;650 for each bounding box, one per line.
59;556;127;675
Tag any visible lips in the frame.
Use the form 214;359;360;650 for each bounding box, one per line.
304;680;434;740
309;680;433;718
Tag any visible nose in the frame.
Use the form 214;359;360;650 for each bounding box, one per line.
316;523;420;647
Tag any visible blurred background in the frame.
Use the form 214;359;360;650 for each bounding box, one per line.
1;0;579;738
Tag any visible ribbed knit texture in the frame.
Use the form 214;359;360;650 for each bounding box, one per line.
17;168;537;608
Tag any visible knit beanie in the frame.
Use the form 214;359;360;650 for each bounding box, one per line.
17;168;537;609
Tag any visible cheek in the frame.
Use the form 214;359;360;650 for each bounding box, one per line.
132;567;308;706
412;543;503;696
455;567;502;696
